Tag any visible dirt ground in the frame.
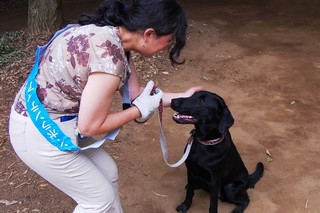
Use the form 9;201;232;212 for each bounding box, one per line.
1;0;320;212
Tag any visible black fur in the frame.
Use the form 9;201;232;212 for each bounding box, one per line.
171;91;264;213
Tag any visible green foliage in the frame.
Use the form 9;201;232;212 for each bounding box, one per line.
0;31;27;67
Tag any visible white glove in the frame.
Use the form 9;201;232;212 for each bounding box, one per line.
132;80;163;119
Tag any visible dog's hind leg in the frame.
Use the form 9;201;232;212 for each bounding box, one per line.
228;190;250;213
176;174;195;213
231;198;249;213
221;183;250;213
228;163;264;213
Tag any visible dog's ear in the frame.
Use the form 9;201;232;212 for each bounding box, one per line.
219;106;234;134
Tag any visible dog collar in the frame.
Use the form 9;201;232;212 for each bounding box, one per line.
188;129;224;145
190;129;225;146
199;134;224;145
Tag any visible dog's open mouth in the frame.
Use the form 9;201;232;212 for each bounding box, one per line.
172;112;197;124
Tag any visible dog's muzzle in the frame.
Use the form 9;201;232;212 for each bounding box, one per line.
172;112;197;124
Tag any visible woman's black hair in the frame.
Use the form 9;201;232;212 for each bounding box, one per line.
78;0;188;65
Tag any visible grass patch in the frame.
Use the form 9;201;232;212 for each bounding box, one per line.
0;31;27;67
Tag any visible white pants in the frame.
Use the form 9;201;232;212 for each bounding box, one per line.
9;107;123;213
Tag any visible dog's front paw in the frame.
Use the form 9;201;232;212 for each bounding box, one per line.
176;203;188;213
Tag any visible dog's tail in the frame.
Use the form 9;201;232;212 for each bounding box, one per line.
247;162;264;188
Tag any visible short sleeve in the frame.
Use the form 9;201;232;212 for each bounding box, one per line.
87;28;126;80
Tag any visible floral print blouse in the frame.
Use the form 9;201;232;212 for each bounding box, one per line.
14;24;131;117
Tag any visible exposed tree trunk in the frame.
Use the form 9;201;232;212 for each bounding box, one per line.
28;0;63;34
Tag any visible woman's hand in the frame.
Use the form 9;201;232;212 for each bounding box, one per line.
161;86;204;107
132;80;163;119
182;86;203;98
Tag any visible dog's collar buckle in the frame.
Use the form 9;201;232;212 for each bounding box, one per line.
199;134;225;146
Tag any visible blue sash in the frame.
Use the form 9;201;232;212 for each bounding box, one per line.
25;24;129;151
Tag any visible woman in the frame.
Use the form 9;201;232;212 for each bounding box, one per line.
9;0;201;212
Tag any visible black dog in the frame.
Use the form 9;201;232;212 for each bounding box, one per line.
171;91;264;213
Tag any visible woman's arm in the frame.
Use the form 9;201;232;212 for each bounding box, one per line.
128;56;143;100
77;72;141;137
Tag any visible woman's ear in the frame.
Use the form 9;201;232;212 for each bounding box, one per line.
143;28;156;44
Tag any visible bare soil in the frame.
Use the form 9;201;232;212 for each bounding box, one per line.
1;0;320;212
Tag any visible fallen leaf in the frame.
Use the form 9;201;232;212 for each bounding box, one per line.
305;198;309;209
39;183;48;187
266;149;273;162
152;190;169;197
0;199;19;206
